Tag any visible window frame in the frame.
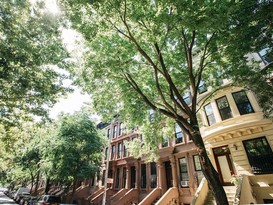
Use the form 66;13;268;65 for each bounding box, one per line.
111;145;116;160
175;123;184;144
117;142;122;159
150;162;157;188
113;125;117;138
140;164;147;189
216;96;233;120
232;91;254;115
204;103;216;126
178;157;189;187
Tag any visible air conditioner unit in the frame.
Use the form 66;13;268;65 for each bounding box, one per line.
181;180;189;187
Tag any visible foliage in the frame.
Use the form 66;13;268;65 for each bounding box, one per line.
0;109;104;192
60;0;272;204
0;0;73;128
44;109;105;186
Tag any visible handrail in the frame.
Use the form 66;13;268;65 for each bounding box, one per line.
156;187;178;205
107;188;128;205
190;178;209;205
138;188;161;205
112;188;138;205
233;175;243;205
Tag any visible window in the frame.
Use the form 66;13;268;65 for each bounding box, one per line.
113;125;117;138
179;157;189;187
141;164;147;189
117;143;122;158
115;168;120;189
198;80;207;94
258;47;273;65
122;167;127;188
162;136;169;147
123;144;127;157
183;91;192;105
119;123;124;136
243;137;273;174
102;170;106;186
204;103;216;125
104;147;108;160
111;145;116;160
216;96;233;120
149;109;155;122
232;91;254;115
107;129;111;139
150;162;157;188
175;123;184;144
193;155;204;185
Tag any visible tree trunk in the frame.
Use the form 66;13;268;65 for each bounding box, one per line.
45;178;50;194
192;128;229;205
34;171;40;195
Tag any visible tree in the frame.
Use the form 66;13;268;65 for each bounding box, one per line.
51;110;105;200
0;0;72;128
61;1;272;204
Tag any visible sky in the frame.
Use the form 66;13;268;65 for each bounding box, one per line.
49;88;91;119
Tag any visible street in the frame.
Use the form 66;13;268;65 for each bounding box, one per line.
0;188;16;205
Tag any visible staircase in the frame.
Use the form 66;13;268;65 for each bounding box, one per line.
203;186;236;205
224;186;236;205
151;197;159;205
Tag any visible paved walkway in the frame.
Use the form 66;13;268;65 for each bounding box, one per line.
0;190;16;205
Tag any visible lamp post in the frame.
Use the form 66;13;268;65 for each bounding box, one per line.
102;130;112;205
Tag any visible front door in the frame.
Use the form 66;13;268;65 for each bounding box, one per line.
165;161;173;188
130;166;136;188
213;145;235;185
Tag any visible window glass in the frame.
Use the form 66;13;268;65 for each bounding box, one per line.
115;168;120;189
150;162;157;188
259;47;273;65
204;103;216;125
113;125;117;138
119;123;123;136
111;145;115;160
117;143;122;158
162;136;169;147
104;147;108;160
216;96;233;120
179;157;189;187
141;164;147;189
149;109;155;122
175;123;184;144
193;155;204;185
123;144;127;157
232;91;254;115
107;129;110;139
183;91;192;105
198;80;207;94
122;167;126;188
243;137;273;174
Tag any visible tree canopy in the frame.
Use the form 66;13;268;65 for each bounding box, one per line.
0;0;73;127
60;0;273;204
0;108;105;194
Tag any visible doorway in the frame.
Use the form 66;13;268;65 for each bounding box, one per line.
165;161;173;188
130;166;136;188
213;145;235;185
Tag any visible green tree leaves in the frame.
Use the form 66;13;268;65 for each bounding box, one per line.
0;0;72;127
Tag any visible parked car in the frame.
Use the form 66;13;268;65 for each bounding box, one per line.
24;196;39;205
19;193;32;205
38;195;61;205
15;192;31;204
14;187;30;202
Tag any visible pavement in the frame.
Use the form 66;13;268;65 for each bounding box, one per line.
0;188;16;205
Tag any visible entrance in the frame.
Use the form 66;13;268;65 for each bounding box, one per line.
130;166;136;188
165;161;173;188
213;145;235;185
